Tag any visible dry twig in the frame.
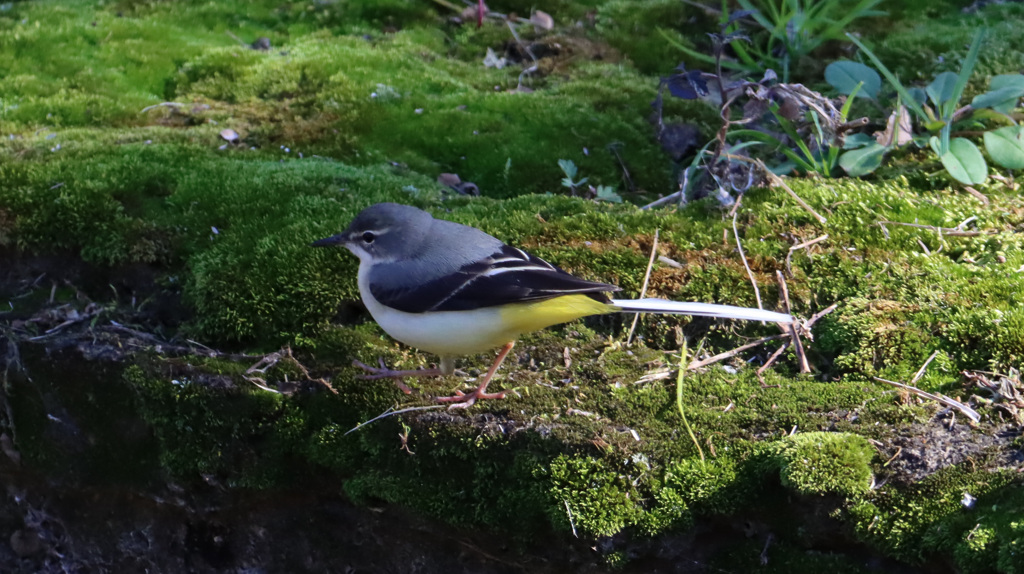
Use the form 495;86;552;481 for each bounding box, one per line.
873;377;980;423
775;271;809;373
785;234;829;276
626;230;659;345
910;350;940;385
732;210;763;310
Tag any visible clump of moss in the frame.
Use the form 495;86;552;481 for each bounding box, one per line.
850;465;1021;569
544;454;643;537
815;298;935;380
770;432;875;498
595;0;704;74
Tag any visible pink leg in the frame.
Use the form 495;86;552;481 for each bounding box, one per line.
353;358;446;395
436;342;515;408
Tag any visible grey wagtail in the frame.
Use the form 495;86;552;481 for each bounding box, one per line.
313;203;792;407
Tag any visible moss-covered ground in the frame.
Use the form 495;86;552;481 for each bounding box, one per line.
1;0;1023;571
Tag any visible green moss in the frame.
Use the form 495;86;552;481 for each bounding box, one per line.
862;4;1024;83
851;466;1021;567
595;0;703;74
771;432;875;498
545;454;643;537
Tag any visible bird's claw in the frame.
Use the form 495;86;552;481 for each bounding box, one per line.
436;388;507;409
352;358;413;394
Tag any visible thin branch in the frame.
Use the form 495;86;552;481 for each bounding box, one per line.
345;405;446;435
776;271;809;373
626;230;659;346
963;186;990;205
785;234;829;276
733;210;763;310
138;102;189;114
873;377;980;423
910;350;940;385
756;341;791;384
687;334;788;370
804;302;839;330
877;219;992;237
757;160;828;225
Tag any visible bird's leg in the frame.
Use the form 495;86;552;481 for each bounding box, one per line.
352;358;446;395
436;341;515;408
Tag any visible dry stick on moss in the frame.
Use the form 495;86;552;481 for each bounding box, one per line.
626;229;659;346
224;29;248;47
963;186;990;205
564;500;579;538
732;209;763;310
873;377;981;423
716;153;828;226
245;346;338;394
757;302;838;382
640;174;688;209
756;160;828;225
345;405;446;436
776;271;809;373
686;334;788;371
911;350;941;385
728;154;829;225
756;342;790;386
785;234;829;277
676;339;706;464
138;102;189;114
877;219;992;237
803;302;839;329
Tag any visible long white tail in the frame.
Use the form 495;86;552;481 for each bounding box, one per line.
610;298;793;323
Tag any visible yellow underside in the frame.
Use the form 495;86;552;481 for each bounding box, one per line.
498;294;615;336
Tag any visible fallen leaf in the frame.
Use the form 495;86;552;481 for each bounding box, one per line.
531;10;554;30
219;128;240;144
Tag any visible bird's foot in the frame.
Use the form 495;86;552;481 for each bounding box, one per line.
435;386;507;409
352;358;444;394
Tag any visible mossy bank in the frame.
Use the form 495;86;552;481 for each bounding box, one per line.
1;0;1023;572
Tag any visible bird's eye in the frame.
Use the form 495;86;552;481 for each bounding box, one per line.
362;231;376;244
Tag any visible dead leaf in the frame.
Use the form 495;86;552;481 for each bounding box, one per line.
531;10;554;30
219;128;240;144
875;106;913;147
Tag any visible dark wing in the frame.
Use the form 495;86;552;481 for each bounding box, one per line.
370;244;619;313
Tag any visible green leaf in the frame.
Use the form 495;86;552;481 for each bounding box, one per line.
846;34;927;121
594;185;623;203
940;138;987;185
843;133;875;150
990;73;1024;92
984;125;1024;169
557;159;577;180
825;61;881;98
926;72;958;110
839;142;887;176
972;86;1024;114
947;28;986;119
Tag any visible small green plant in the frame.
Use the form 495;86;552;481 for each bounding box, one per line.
557;159;587;195
662;0;884;82
832;28;1024;184
557;160;623;202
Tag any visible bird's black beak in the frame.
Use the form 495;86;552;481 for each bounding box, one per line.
310;232;349;247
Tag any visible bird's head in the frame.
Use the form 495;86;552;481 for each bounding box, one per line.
311;202;432;263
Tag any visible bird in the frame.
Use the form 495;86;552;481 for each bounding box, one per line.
312;202;792;407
